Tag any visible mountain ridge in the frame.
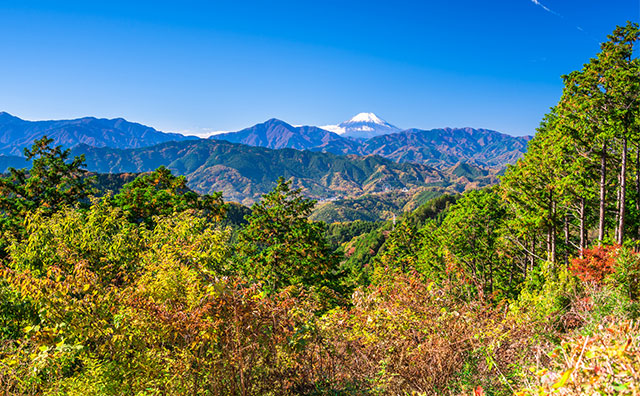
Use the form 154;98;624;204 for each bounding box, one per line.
210;118;360;154
70;139;448;204
0;112;532;170
0;112;196;156
210;116;531;168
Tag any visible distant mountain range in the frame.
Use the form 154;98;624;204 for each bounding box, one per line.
70;140;446;204
353;127;530;168
0;111;530;169
0;112;195;156
210;118;360;154
211;116;530;168
0;111;531;203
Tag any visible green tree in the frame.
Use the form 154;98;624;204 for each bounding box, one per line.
500;22;640;271
558;22;639;244
235;177;342;295
0;136;94;235
439;188;513;300
113;166;224;226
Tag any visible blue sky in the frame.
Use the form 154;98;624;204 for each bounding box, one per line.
0;1;637;136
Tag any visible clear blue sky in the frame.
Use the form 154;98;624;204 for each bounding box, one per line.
0;0;637;136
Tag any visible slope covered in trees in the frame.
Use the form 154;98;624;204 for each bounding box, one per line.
0;22;639;396
71;139;446;204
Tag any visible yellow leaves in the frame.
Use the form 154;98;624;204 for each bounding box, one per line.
528;366;548;377
518;321;640;395
82;284;91;292
552;368;574;388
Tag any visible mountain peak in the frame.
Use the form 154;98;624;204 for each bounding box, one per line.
263;118;291;126
346;112;387;125
322;112;400;139
0;111;20;121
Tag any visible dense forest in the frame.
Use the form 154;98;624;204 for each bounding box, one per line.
0;22;639;395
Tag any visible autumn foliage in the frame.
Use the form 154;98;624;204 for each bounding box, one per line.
569;245;619;283
3;24;640;393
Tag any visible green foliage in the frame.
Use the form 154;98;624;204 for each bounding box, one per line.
511;260;581;330
0;279;37;340
343;193;458;287
222;201;252;227
338;221;391;286
112;166;224;226
325;220;383;250
0;136;95;239
310;187;449;223
440;188;517;300
236;177;343;297
611;247;640;303
92;172;139;196
0;199;235;395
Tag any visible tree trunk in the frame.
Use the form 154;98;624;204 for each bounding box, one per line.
547;191;557;263
636;144;640;242
564;214;569;263
530;235;536;273
579;197;586;258
551;199;557;263
615;174;622;242
546;221;552;260
618;136;628;245
598;141;607;242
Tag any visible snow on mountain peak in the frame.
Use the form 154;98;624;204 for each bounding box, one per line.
347;112;386;125
320;112;400;139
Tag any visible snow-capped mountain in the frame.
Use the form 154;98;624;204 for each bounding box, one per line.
321;112;401;139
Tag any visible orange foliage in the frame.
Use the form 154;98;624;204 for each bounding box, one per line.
569;245;619;283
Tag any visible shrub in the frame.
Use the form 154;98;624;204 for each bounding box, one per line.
318;273;537;395
518;321;640;395
569;245;619;284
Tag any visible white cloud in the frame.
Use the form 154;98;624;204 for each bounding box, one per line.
320;124;346;134
177;129;229;138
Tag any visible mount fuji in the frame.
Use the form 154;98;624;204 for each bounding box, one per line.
321;112;401;139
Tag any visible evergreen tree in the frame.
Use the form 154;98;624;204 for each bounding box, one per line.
0;136;94;242
235;177;342;294
439;188;512;299
113;166;224;226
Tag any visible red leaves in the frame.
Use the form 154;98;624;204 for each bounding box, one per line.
569;245;620;283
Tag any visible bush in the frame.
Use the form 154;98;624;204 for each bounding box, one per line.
518;321;640;395
318;273;536;395
569;245;619;284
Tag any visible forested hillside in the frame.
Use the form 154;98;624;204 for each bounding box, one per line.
211;120;530;169
0;22;638;396
70;140;446;204
356;127;531;168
